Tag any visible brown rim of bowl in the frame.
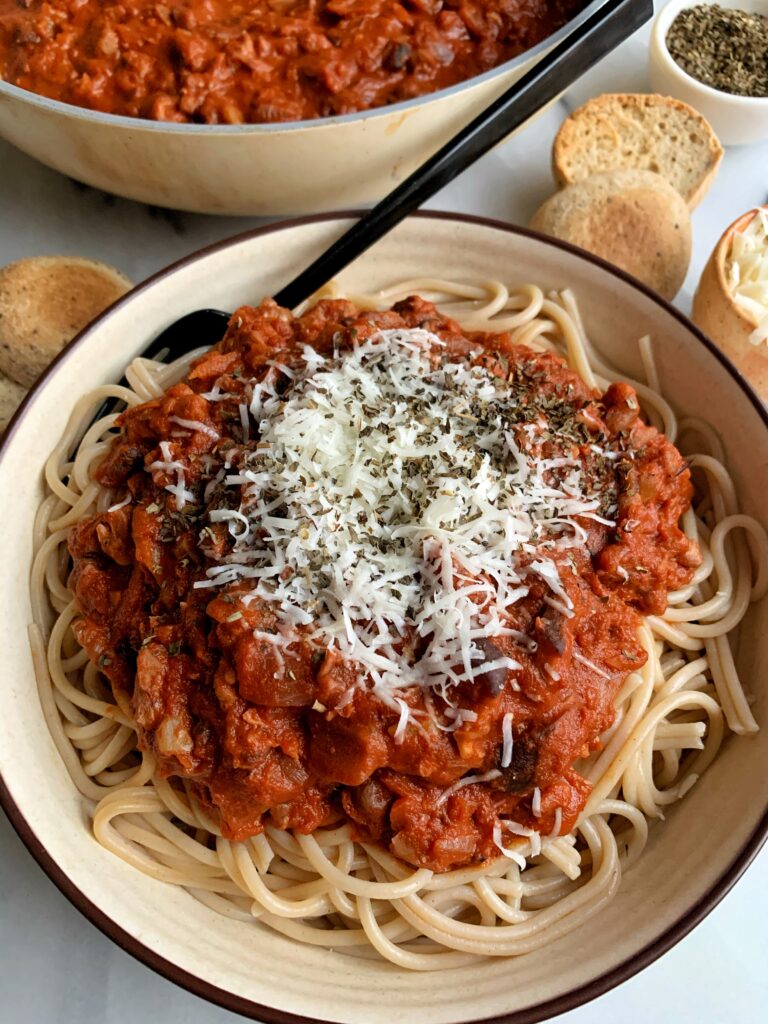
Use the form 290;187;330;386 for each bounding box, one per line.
1;209;767;1024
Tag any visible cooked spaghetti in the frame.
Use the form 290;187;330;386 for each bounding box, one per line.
30;279;768;969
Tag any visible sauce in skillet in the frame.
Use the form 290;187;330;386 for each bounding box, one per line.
0;1;585;123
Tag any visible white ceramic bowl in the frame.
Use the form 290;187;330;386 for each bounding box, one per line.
0;1;604;217
1;213;767;1023
649;0;768;146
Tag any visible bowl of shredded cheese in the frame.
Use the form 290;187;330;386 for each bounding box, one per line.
693;205;768;400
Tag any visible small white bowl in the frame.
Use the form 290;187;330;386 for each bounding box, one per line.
649;0;768;146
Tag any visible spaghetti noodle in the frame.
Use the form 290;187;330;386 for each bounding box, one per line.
29;278;768;969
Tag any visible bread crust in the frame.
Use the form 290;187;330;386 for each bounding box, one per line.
552;93;723;210
692;208;768;402
530;170;691;300
0;256;132;388
0;370;27;434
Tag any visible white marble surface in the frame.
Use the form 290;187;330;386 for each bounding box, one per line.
1;14;767;1024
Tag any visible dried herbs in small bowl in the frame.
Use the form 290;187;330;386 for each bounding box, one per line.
666;4;768;98
649;0;768;146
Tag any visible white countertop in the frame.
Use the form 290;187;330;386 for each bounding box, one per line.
1;14;766;1024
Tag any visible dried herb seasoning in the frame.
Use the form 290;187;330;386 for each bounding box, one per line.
666;4;768;98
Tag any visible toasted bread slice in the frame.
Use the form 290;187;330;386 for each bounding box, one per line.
530;169;692;300
553;93;723;209
0;370;27;434
0;256;132;388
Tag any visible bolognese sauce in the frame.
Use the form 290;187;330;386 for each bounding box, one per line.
67;296;699;873
0;1;586;124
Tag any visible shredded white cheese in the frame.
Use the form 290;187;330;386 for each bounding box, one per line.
437;769;502;807
502;818;542;858
200;383;233;402
107;494;132;513
435;707;478;733
238;403;250;443
501;712;514;769
393;698;410;745
209;508;250;541
150;440;195;510
168;415;220;440
573;650;612;680
549;807;563;838
532;786;542;817
492;824;527;869
492;818;543;865
727;207;768;346
190;327;618;723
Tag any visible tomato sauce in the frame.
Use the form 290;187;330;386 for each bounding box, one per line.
68;297;699;872
0;1;585;124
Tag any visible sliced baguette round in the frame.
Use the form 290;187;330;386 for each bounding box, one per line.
552;93;723;210
0;256;132;388
0;370;27;435
692;208;768;402
530;169;691;301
